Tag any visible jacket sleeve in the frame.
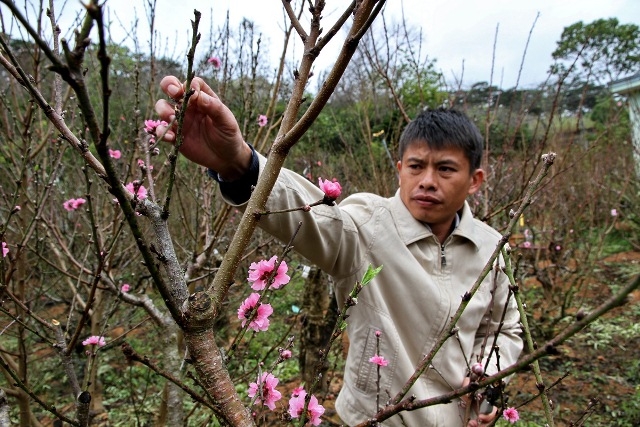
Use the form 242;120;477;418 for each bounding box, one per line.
219;153;366;278
473;264;523;380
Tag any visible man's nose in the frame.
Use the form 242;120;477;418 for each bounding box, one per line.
419;168;437;190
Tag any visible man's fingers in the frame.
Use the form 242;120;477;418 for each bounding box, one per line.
160;75;184;100
155;99;176;121
190;77;218;98
155;125;175;143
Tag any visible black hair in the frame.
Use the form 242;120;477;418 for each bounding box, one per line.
398;108;483;171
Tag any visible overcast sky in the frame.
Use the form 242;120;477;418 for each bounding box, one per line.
54;0;639;89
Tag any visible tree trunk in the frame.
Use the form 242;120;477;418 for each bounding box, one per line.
182;292;253;426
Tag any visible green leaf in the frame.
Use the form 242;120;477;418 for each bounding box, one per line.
361;264;383;287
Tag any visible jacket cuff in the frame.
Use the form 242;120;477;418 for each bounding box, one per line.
207;143;259;204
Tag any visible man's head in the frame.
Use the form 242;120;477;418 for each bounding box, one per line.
398;108;483;172
396;108;484;242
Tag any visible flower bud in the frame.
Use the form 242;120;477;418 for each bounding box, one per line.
471;362;484;376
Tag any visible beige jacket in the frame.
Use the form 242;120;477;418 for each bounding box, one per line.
228;155;523;426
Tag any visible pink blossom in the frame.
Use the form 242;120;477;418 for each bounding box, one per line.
292;386;305;398
120;284;131;293
280;349;292;360
521;241;532;249
13;205;20;212
288;389;306;417
82;335;106;347
318;178;342;200
288;388;325;425
248;372;282;410
144;119;168;134
375;330;382;337
611;208;618;217
63;198;87;212
109;149;121;159
503;407;519;423
207;56;221;69
369;354;388;367
247;255;290;290
125;182;148;200
237;293;273;332
74;198;86;209
2;242;8;258
257;114;268;127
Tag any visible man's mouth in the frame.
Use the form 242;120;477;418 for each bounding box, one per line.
413;195;441;205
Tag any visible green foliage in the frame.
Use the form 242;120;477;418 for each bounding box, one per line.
361;264;383;286
551;18;640;84
101;364;164;426
590;93;629;127
601;384;640;427
396;63;447;113
579;317;640;350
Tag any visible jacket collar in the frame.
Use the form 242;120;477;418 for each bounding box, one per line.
390;190;481;249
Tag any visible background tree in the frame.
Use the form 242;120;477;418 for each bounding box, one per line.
550;18;640;85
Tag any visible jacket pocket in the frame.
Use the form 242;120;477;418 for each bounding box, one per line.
355;326;384;394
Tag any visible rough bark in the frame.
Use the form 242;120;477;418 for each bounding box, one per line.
183;292;253;426
0;389;11;427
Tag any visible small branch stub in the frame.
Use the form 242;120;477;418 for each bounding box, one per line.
183;291;217;332
77;391;91;404
542;152;556;165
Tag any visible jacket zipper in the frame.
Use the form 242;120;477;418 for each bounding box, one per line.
440;243;447;268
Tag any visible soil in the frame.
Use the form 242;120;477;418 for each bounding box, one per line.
502;251;640;426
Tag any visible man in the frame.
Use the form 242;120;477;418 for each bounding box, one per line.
155;76;523;426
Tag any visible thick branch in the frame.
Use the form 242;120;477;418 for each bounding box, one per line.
182;292;253;426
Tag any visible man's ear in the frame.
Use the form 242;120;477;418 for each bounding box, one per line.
468;168;484;195
396;160;403;184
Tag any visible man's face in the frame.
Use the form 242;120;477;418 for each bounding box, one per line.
397;142;484;240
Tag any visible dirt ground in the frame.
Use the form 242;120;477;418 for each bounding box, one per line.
503;251;640;426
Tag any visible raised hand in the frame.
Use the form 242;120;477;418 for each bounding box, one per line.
155;76;253;180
